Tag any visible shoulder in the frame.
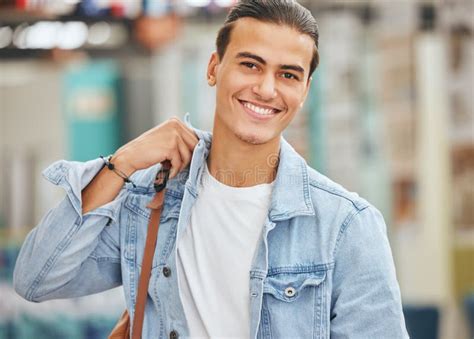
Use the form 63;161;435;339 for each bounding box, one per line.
305;165;371;212
303;165;388;259
304;165;385;235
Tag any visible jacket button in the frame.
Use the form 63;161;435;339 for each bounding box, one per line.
169;330;178;339
163;266;171;277
284;286;296;297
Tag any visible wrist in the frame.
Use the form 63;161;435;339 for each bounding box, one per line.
110;152;136;177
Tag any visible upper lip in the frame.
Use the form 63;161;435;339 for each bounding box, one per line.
238;99;283;112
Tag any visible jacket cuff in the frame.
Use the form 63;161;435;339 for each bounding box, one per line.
41;158;105;222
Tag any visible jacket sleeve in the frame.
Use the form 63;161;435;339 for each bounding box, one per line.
330;205;409;338
13;158;129;302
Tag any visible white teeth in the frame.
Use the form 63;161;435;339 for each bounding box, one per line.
243;102;275;115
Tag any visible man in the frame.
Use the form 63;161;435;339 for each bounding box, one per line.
14;1;409;338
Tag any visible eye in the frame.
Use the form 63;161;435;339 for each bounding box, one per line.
281;72;299;81
241;62;258;70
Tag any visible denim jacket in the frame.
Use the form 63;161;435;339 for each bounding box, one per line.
14;114;408;338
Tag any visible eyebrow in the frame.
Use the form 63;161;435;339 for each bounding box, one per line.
236;52;305;75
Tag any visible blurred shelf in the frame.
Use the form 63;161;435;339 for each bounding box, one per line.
0;5;135;23
0;7;56;22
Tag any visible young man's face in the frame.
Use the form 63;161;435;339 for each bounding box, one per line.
208;17;314;146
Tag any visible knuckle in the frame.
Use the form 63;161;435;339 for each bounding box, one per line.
165;118;178;128
169;116;181;125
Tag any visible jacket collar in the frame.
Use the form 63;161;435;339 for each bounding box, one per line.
183;113;315;221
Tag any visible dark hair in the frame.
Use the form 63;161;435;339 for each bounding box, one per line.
216;0;320;78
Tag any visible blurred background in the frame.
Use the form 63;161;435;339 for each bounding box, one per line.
0;0;472;338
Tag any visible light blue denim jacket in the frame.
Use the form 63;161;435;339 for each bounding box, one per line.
14;115;408;338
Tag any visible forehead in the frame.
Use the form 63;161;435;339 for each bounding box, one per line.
226;17;314;70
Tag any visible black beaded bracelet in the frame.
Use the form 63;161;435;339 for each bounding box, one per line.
100;155;137;188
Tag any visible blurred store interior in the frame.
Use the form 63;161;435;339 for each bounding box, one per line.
0;0;473;338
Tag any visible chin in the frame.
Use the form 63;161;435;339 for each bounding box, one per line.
234;129;273;146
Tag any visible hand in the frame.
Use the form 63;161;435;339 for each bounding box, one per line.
113;117;199;179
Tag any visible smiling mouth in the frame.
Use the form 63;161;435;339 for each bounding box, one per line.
238;99;282;116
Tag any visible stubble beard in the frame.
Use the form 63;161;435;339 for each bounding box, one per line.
234;129;266;146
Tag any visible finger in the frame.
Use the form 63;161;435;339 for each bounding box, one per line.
176;128;198;150
176;123;199;150
167;147;183;179
176;135;192;172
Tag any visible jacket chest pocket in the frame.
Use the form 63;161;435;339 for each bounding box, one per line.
259;267;329;338
123;193;179;271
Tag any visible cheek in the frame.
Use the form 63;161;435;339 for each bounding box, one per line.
282;87;306;110
217;73;243;100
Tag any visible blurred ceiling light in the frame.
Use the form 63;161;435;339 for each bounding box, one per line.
25;21;61;49
186;0;212;7
13;24;29;49
215;0;234;7
88;21;111;45
57;21;88;49
0;26;13;48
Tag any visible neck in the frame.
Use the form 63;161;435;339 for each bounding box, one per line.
207;119;280;188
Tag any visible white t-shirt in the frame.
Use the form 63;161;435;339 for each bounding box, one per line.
177;161;274;338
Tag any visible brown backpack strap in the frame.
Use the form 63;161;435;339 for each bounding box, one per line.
131;161;171;339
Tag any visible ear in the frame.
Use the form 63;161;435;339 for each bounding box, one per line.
207;51;220;86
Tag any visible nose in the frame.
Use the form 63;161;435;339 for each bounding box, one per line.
252;73;277;101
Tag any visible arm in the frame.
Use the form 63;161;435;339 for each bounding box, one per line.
81;154;135;215
13;158;128;302
330;206;409;338
13;117;199;302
